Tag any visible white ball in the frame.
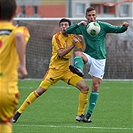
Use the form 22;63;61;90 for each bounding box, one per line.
86;22;101;36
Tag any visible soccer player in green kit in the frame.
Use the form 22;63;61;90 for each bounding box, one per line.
66;7;129;123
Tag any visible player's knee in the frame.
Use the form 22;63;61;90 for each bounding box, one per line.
76;80;89;93
92;83;100;92
74;51;82;56
81;84;89;94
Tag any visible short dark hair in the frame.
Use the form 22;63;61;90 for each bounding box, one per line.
59;18;71;26
0;0;17;21
86;7;95;15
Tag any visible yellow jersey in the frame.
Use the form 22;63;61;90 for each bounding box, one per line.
49;32;82;71
0;22;30;93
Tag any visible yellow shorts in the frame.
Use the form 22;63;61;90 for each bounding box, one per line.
0;80;19;122
40;68;83;90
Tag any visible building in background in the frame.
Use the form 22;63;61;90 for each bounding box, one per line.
16;0;66;17
91;0;133;17
16;0;133;18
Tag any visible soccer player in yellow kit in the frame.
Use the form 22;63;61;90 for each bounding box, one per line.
0;0;30;133
12;18;92;123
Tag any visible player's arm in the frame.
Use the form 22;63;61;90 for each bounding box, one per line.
66;21;86;34
57;39;77;57
15;32;28;79
103;21;129;33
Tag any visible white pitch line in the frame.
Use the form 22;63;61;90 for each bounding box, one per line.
19;86;131;90
15;124;132;130
20;86;75;89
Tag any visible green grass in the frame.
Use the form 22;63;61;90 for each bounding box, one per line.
13;79;133;133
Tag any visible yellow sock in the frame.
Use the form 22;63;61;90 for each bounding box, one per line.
0;122;12;133
18;91;39;113
77;91;88;116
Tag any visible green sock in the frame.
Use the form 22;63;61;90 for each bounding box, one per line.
74;56;84;71
87;92;99;115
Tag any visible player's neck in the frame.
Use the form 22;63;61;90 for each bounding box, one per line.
62;33;68;37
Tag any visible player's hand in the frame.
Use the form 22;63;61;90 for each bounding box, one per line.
77;21;87;26
122;22;129;27
18;64;28;79
72;38;79;47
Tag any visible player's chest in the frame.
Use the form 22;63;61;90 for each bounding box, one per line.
61;37;73;48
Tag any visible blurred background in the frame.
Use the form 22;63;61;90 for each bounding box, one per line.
15;0;133;18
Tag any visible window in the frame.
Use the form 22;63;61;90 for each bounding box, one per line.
119;4;129;16
76;3;85;15
103;6;109;14
21;5;26;15
33;6;38;14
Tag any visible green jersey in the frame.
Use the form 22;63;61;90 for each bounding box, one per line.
66;21;128;59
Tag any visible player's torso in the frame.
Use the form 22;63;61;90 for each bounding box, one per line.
49;32;74;70
0;22;18;80
79;23;107;59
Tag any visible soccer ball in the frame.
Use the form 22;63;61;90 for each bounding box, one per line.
86;22;101;36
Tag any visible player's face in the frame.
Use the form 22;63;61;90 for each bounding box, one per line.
60;22;69;34
86;10;97;23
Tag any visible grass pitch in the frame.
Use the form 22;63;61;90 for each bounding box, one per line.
13;79;132;133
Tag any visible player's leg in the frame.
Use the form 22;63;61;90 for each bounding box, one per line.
64;72;89;122
12;69;59;123
83;77;100;123
12;87;45;123
76;91;88;122
12;71;53;123
82;58;106;123
0;87;19;133
75;79;93;122
69;51;88;77
74;54;84;71
12;90;41;123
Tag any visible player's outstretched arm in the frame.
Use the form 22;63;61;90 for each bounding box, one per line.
66;21;86;34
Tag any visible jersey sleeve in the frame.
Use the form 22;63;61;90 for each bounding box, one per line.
66;23;82;34
15;26;30;44
100;21;128;33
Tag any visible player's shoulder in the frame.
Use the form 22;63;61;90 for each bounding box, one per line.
13;26;30;42
14;26;30;37
53;31;61;39
54;31;61;36
70;34;78;39
52;32;62;44
97;20;113;29
97;20;109;25
15;26;29;33
0;21;16;30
